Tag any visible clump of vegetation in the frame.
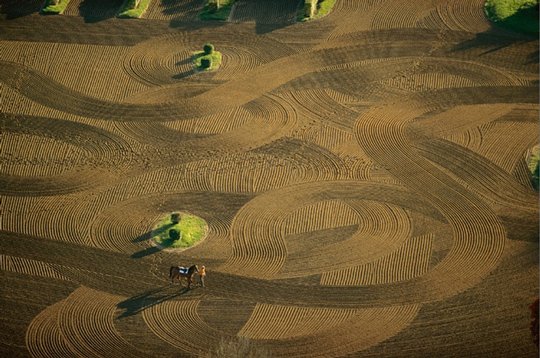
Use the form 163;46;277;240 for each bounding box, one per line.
484;0;539;34
41;0;72;14
169;229;181;241
298;0;337;21
199;0;236;21
152;212;208;249
193;43;222;71
527;145;540;190
118;0;151;18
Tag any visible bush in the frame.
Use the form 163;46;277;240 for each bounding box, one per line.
117;0;151;18
201;58;212;69
203;43;215;55
484;0;539;34
199;0;236;21
171;212;181;224
169;229;180;241
297;0;337;21
41;0;72;14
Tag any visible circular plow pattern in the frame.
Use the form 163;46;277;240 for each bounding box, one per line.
0;0;538;357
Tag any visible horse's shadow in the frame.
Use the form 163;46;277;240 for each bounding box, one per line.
116;285;190;318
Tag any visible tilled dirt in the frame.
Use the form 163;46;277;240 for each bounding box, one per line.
0;0;538;357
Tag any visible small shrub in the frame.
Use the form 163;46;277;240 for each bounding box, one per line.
41;0;72;14
171;212;181;224
201;58;212;69
203;43;215;55
169;229;180;241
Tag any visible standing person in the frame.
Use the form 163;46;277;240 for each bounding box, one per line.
198;265;206;288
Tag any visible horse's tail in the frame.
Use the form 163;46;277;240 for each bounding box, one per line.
169;266;174;278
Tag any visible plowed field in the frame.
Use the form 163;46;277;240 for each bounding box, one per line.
1;0;538;357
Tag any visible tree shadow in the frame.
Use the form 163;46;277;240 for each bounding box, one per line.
172;69;198;79
131;245;163;259
162;0;204;19
1;0;42;19
132;223;173;243
229;0;302;34
116;284;191;318
450;28;539;70
452;5;538;56
79;0;124;23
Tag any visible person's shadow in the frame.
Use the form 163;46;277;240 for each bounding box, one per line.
116;285;191;318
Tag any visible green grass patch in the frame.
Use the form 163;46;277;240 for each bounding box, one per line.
152;212;208;249
199;0;236;21
41;0;72;14
192;50;222;71
297;0;337;21
528;145;540;190
484;0;539;34
118;0;151;18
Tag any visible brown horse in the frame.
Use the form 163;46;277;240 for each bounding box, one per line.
169;265;198;289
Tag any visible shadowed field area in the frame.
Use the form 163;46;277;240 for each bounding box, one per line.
0;0;538;357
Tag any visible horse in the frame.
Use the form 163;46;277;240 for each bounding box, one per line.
169;264;199;289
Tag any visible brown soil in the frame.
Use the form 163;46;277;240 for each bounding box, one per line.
0;0;538;357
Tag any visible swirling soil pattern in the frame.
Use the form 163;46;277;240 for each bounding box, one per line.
1;0;538;357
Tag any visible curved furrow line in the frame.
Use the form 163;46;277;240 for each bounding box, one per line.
87;190;248;262
197;297;258;337
211;46;263;81
415;7;449;30
444;126;483;152
239;304;360;340
355;101;507;300
143;299;224;355
0;114;133;174
89;204;160;254
25;300;75;358
123;29;294;87
435;0;490;33
417;138;537;210
409;103;516;139
276;89;359;131
118;94;298;157
281;201;412;278
0;60;203;121
325;0;382;37
223;205;289;279
187;154;311;193
3;34;495;124
414;86;538;113
321;234;433;286
230;0;300;25
1;254;70;281
57;286;152;358
283;200;360;237
1;132;82;177
476;110;539;173
2;41;148;102
252;304;420;358
0;169;122;197
114;121;212;147
45;43;148;102
224;181;443;279
370;0;437;30
253;137;346;180
143;0;204;21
